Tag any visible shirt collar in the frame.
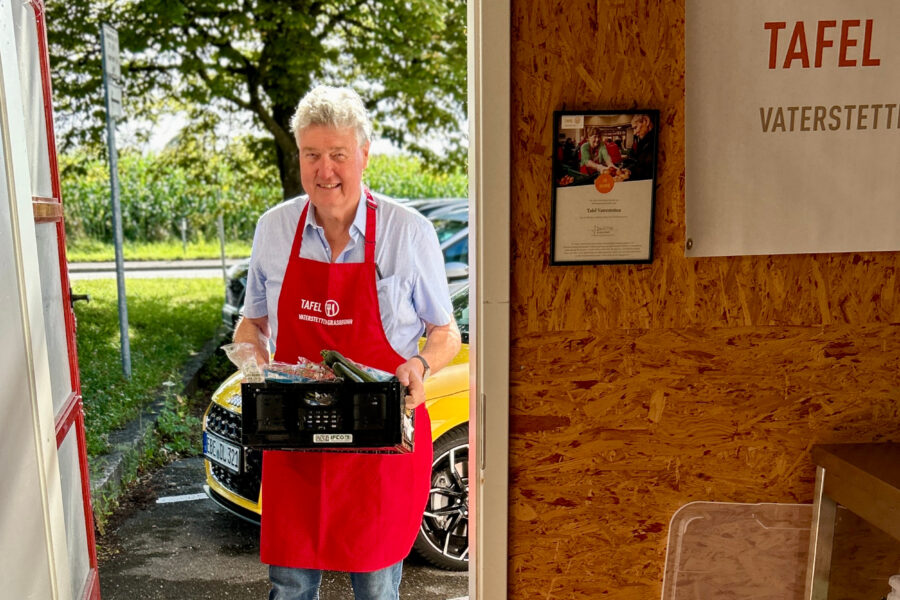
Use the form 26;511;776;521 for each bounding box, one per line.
302;189;368;241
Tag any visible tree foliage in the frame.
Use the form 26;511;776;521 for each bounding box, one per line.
47;0;467;198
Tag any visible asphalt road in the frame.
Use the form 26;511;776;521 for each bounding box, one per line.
97;456;469;600
68;259;239;280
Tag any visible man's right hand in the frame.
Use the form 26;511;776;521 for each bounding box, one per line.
233;315;271;367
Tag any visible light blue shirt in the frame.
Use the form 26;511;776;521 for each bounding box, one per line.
244;192;453;359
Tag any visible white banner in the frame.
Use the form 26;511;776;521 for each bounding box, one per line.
685;0;900;257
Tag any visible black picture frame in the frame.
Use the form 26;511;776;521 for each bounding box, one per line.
550;109;659;265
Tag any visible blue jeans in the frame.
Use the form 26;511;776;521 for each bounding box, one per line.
268;560;403;600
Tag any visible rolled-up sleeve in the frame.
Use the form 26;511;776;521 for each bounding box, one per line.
243;219;270;320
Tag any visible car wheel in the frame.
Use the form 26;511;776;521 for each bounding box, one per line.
413;424;469;571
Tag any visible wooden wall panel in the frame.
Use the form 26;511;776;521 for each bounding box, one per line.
508;1;900;598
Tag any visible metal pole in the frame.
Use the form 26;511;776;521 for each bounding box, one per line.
217;212;227;284
102;24;131;378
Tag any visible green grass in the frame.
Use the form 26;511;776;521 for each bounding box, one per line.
73;278;223;457
67;238;252;262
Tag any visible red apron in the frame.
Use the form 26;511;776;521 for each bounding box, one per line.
259;191;433;572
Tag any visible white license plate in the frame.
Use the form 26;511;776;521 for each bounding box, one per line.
204;432;241;474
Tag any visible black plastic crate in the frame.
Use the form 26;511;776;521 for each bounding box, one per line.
240;380;413;453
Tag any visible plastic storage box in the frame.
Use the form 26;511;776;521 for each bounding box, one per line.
662;501;812;600
240;380;413;453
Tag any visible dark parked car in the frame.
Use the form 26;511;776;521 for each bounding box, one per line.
430;207;468;295
222;260;249;331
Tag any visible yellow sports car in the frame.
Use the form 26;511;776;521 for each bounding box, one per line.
202;284;470;570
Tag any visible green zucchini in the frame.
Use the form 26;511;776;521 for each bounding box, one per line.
321;349;375;383
331;361;363;382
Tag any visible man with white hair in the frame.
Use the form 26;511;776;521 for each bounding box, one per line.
621;113;656;181
234;85;461;599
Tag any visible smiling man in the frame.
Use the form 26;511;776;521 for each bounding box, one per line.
232;86;461;600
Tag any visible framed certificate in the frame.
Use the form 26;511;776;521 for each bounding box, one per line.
550;109;659;265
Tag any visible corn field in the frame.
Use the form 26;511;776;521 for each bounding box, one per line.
61;150;467;245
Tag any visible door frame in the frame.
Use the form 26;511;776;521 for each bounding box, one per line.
0;1;100;598
468;2;510;599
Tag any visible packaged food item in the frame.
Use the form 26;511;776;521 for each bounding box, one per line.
222;342;265;383
224;344;393;385
353;361;395;383
263;358;338;383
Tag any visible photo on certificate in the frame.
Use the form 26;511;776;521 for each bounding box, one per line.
550;109;659;265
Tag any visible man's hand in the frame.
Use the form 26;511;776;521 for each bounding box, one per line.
396;319;462;410
233;315;271;367
396;358;426;410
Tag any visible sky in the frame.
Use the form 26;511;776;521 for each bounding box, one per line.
136;112;402;155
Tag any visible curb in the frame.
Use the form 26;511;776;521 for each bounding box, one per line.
88;326;229;515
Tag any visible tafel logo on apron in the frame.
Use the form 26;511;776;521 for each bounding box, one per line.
298;296;353;326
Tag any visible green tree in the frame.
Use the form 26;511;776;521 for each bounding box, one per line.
47;0;467;199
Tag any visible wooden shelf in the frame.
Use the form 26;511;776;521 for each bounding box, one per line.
805;443;900;600
812;443;900;542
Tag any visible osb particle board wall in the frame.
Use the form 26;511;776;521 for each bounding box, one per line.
508;1;900;599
